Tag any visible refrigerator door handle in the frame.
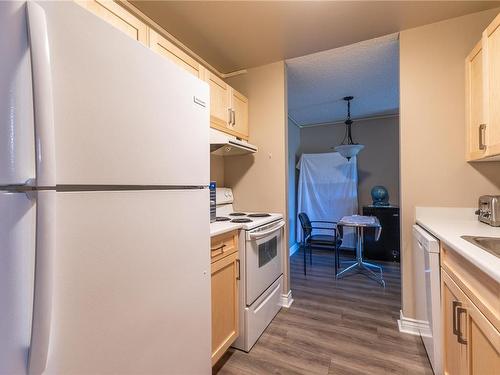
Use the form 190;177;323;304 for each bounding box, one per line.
26;2;56;187
28;191;56;375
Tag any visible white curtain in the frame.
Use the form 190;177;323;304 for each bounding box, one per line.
296;152;358;248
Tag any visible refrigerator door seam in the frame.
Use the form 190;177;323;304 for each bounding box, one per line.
55;185;209;192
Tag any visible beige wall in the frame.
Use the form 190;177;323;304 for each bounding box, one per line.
224;61;290;292
400;8;500;318
210;155;225;187
300;116;400;209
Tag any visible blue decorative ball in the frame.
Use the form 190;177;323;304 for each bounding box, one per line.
371;186;389;206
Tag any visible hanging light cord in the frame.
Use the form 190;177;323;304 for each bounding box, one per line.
340;96;355;145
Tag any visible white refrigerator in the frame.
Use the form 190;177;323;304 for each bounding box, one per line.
0;2;211;374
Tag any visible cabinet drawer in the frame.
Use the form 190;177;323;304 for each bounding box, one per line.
441;244;500;331
211;231;238;262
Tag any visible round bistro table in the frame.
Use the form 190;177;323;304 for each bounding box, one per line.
336;215;385;287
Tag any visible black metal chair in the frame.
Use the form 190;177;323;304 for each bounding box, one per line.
298;212;342;276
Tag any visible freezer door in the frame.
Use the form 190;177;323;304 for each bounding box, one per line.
0;2;36;186
45;189;211;374
32;2;209;186
0;191;36;374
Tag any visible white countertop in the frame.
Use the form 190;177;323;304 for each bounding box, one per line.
210;221;243;237
416;207;500;283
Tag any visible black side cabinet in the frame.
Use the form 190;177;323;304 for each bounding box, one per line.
362;206;400;262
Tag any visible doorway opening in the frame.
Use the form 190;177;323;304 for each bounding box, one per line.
286;32;402;326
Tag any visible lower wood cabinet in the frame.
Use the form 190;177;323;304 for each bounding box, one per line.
441;245;500;375
211;232;239;365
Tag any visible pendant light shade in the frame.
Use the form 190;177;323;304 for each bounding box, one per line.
334;144;365;159
334;96;364;160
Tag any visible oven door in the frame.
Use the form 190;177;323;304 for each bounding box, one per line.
245;220;285;306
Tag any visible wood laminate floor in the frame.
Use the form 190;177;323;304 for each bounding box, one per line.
213;248;433;375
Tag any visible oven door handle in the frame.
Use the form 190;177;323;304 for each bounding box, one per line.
247;220;285;239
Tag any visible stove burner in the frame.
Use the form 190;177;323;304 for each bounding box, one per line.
229;212;247;216
215;217;231;222
247;213;271;218
231;218;253;223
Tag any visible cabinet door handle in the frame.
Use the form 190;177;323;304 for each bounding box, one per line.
228;108;232;125
456;306;468;345
236;259;240;280
211;244;226;252
452;300;461;336
479;123;486;151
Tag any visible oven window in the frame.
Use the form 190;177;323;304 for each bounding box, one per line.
258;236;278;267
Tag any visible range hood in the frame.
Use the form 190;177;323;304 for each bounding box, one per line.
210;128;258;156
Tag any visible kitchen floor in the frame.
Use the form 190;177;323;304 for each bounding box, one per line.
213;249;433;375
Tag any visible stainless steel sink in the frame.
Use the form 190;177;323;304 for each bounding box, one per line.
461;236;500;258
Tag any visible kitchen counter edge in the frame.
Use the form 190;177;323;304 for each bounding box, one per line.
415;207;500;283
210;222;243;237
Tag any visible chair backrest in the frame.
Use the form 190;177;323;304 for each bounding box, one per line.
298;212;312;238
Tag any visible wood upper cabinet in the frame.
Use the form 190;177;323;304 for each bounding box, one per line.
466;13;500;161
210;231;239;366
76;1;251;141
148;29;204;79
76;1;148;45
206;71;231;130
230;89;249;140
484;13;500;158
465;41;487;161
205;72;249;140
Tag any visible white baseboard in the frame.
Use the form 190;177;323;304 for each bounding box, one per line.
280;290;294;308
289;242;299;256
397;310;428;336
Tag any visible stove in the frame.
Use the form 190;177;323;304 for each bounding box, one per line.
231;218;253;223
214;190;282;231
247;213;271;218
213;187;284;352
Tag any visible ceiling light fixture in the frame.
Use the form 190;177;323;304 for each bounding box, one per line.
334;96;364;161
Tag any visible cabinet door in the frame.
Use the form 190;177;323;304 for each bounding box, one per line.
442;270;468;375
465;41;487;160
230;89;249;140
148;29;203;78
485;13;500;157
442;269;500;375
466;296;500;375
76;1;148;45
206;72;231;131
211;252;239;365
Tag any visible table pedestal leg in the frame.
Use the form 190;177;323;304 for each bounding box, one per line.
335;227;385;287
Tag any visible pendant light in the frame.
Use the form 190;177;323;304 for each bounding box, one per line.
334;96;364;161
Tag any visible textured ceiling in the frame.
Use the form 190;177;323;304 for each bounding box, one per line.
131;1;500;73
287;34;399;126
